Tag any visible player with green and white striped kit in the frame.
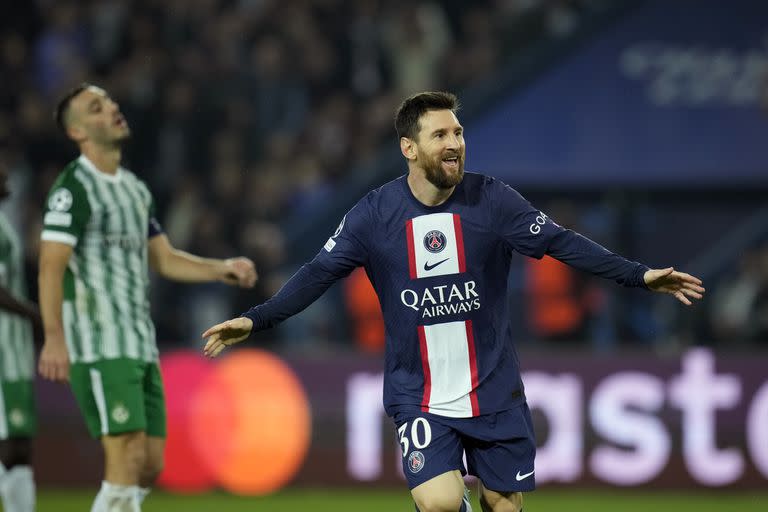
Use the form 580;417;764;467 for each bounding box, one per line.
40;155;165;440
39;84;256;512
0;166;40;512
0;214;35;440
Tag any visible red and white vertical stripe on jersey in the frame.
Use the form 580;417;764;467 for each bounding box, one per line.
452;214;467;273
418;320;480;417
406;219;417;279
417;326;432;411
406;212;466;279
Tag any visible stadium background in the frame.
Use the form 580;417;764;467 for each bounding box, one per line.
1;0;767;510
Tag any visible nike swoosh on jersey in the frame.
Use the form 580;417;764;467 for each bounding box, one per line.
423;258;450;271
515;470;535;481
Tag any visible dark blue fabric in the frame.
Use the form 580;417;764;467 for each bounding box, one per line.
147;216;163;238
243;172;648;417
394;403;536;492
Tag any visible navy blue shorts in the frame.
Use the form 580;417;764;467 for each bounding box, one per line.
392;403;536;492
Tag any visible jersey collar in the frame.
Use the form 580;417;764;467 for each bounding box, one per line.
78;155;124;183
400;173;462;212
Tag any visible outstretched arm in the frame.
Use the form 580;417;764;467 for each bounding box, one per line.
546;229;704;305
493;180;705;306
148;234;257;288
202;259;349;356
202;200;371;357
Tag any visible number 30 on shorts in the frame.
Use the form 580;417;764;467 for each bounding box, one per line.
398;417;433;457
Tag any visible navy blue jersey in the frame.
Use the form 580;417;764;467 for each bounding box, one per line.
244;173;648;418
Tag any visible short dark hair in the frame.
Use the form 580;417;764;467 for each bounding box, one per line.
394;91;459;140
54;83;92;134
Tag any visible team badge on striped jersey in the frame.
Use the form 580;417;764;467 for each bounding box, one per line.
406;212;466;279
423;230;446;253
48;188;73;212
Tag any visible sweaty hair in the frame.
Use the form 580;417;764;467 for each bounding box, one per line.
394;91;459;140
54;82;92;134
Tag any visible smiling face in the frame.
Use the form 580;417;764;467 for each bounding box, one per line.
63;86;130;147
408;109;466;189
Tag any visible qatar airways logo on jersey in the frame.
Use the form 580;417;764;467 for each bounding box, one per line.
400;280;480;318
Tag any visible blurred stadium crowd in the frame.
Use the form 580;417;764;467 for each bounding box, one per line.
1;0;766;353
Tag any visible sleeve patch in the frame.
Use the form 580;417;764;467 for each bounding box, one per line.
48;188;74;212
41;230;77;246
324;238;337;252
44;211;73;227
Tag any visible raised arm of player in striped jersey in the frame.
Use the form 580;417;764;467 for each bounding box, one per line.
147;233;257;288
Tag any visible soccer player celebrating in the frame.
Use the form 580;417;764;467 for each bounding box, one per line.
202;91;704;512
0;165;40;512
38;84;257;512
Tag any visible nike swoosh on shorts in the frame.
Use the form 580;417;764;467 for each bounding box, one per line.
516;469;535;481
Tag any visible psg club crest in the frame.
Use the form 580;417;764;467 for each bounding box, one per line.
423;230;447;253
408;451;426;473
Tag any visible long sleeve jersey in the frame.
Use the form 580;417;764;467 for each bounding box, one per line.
244;173;649;418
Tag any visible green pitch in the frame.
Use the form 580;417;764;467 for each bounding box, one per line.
38;488;767;512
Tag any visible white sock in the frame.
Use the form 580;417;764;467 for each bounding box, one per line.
136;487;151;504
0;465;36;512
91;481;141;512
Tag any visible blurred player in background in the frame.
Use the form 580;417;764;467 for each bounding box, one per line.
201;91;704;512
0;163;41;512
38;83;257;512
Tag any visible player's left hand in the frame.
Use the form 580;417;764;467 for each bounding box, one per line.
644;267;705;306
221;257;257;288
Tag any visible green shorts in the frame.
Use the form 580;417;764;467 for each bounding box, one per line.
70;358;166;439
0;380;36;439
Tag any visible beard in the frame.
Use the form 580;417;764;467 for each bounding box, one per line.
89;120;131;148
110;125;131;146
421;150;465;189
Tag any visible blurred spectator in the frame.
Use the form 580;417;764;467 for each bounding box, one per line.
709;245;768;343
381;1;452;96
525;256;590;342
344;268;386;353
523;201;605;344
348;0;388;98
34;3;89;97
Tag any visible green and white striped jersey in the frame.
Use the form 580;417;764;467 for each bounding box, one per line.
0;212;34;381
41;155;159;363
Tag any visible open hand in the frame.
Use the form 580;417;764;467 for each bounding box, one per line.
202;317;254;357
644;267;705;306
